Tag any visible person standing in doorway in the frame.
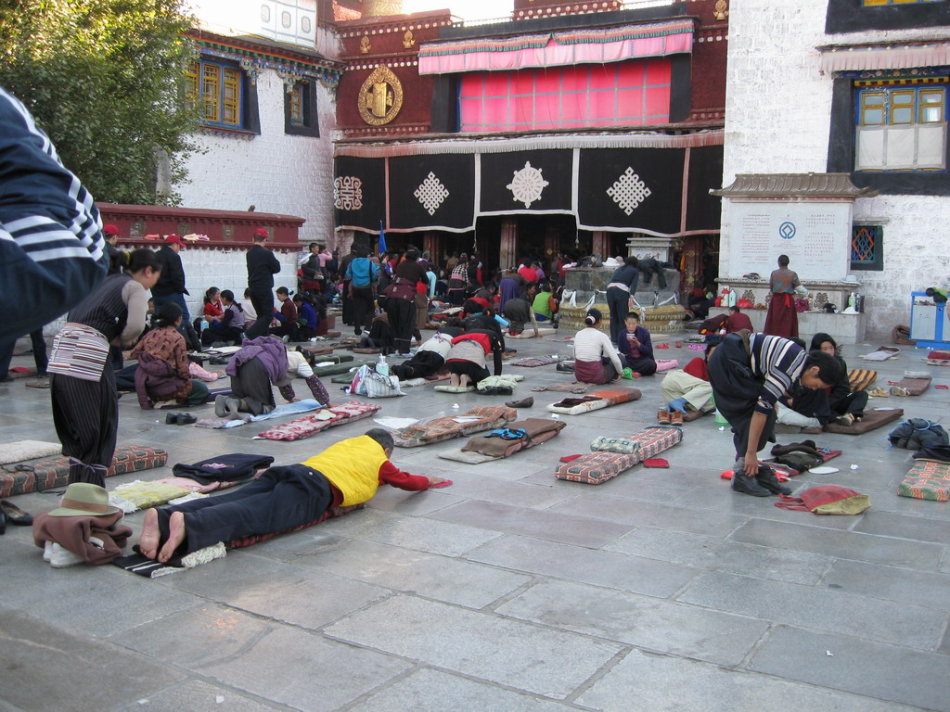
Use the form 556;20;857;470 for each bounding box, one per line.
763;254;800;338
245;228;281;339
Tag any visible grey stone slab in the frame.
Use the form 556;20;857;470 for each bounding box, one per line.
283;537;531;609
324;594;624;699
548;494;747;537
429;499;633;548
119;679;282;711
677;571;945;649
365;483;463;515
0;610;184;711
316;506;503;556
466;534;698;598
852;509;950;543
163;553;389;630
497;580;768;666
730;517;944;570
417;473;575;510
349;668;579;712
750;625;950;711
606;526;834;585
822;558;950;611
576;648;929;712
113;605;411;711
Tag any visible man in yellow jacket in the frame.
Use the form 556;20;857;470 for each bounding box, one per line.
139;429;451;562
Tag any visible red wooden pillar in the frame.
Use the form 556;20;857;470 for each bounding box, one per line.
592;231;610;260
500;218;518;270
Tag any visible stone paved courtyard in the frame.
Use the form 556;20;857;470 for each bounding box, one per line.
0;329;947;711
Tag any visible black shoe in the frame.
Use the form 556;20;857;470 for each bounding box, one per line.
0;500;32;526
165;412;179;425
731;472;772;497
177;413;197;425
0;510;5;535
755;465;792;496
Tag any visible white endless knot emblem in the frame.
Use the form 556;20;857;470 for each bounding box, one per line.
333;176;363;211
606;167;651;215
506;161;549;209
413;172;450;216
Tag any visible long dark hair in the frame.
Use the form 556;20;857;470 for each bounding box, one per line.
128;248;162;273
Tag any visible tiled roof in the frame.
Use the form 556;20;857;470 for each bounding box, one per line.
711;173;878;198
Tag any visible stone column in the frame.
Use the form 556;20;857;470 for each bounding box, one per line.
500;219;518;269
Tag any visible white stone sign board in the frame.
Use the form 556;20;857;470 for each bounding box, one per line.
727;201;852;281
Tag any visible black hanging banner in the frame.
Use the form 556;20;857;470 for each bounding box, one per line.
480;149;573;215
684;145;723;232
334;156;386;233
389;154;476;232
577;148;685;233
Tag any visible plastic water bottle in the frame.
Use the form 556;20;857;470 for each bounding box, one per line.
376;353;389;377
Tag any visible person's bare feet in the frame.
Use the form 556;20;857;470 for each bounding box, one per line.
450;373;460;387
460;374;471;387
139;508;161;560
157;511;186;563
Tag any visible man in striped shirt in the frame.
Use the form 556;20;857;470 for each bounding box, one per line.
0;87;107;342
708;331;842;496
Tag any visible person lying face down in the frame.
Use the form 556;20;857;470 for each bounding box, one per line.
137;429;451;562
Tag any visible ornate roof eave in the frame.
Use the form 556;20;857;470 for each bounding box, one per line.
711;173;879;200
185;28;345;82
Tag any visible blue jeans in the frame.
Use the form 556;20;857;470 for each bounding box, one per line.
152;293;190;322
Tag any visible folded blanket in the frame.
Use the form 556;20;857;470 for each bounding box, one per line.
439;418;566;463
511;355;560;367
893;375;931;396
109;480;194;514
848;368;877;392
0;440;62;467
394;406;517;447
547;388;642;415
249;399;323;422
898;459;950;502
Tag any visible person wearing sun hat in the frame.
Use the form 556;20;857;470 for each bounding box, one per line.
32;483;132;566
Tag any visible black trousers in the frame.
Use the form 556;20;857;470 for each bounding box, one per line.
229;357;274;415
245;290;274;339
50;368;118;486
157;465;333;554
391;351;444;380
606;287;631;345
708;333;776;466
385;297;415;354
350;285;375;334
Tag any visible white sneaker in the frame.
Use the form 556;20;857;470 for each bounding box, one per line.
43;541;54;562
49;543;83;568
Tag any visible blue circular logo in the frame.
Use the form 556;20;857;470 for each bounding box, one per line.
779;221;796;240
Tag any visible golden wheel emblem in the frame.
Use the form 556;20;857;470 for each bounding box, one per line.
358;65;403;126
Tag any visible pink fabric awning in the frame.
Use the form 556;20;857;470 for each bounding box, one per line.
418;20;694;75
819;43;950;74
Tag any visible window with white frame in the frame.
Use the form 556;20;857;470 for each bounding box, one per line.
855;80;946;171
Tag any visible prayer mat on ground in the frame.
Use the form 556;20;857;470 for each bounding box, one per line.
394;406;517;448
434;385;475;393
351;347;381;354
227;505;364;549
511;355;560;367
823;407;904;435
300;345;335;356
892;375;932;396
546;388;641;415
531;383;590;393
925;350;950;366
113;542;228;578
331;370;362;383
255;401;381;441
898;459;950;502
109;480;194;513
0;445;168;497
506;327;557;339
860;346;900;361
848;369;877;392
0;440;61;467
313;360;372;377
439;418;566;464
557;425;683;484
477;374;525;391
760;448;843;478
157;476;244;493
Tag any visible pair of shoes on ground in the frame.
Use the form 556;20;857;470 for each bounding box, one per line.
867;387;889;398
656;409;683;425
165;412;197;425
889;386;910;396
834;413;857;426
732;464;792;497
42;541;84;568
1;500;32;527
